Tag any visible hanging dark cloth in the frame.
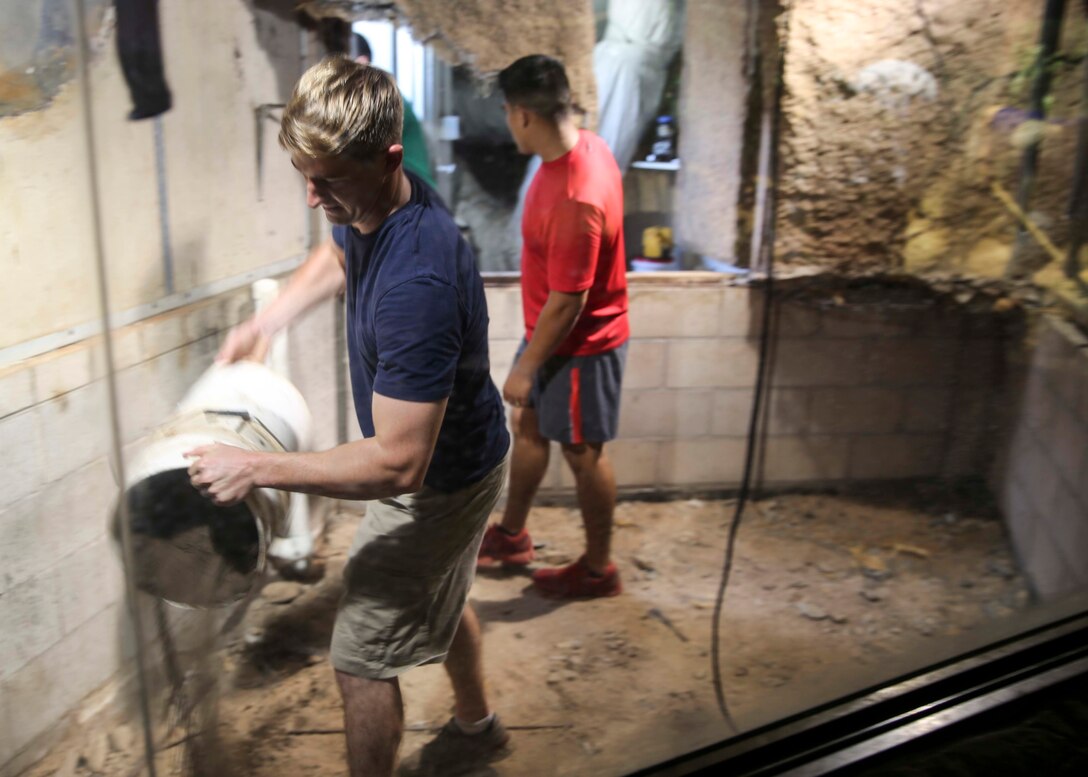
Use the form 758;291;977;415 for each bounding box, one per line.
115;0;172;119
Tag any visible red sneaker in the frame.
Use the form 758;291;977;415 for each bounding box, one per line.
477;524;535;568
531;557;622;598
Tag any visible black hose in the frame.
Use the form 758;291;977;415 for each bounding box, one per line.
710;10;787;731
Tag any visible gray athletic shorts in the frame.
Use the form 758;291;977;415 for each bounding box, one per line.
516;338;628;444
330;457;507;679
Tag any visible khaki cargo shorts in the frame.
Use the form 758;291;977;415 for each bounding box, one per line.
330;457;507;679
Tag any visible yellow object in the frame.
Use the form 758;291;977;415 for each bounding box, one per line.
642;226;673;259
990;181;1063;265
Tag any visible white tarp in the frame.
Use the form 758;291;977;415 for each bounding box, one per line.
509;0;683;263
594;0;683;171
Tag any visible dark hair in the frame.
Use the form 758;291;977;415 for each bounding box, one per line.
498;54;572;121
352;33;372;61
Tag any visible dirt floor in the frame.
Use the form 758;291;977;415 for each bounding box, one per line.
29;490;1034;777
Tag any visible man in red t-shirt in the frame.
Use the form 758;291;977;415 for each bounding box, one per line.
478;55;629;598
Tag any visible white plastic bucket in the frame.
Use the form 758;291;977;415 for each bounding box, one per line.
115;362;313;608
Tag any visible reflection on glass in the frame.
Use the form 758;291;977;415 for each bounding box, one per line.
4;0;1087;776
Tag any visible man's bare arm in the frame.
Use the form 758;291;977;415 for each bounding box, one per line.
188;392;446;503
217;236;347;363
517;289;588;373
502;289;587;406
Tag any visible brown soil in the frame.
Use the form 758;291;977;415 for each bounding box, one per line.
29;492;1032;777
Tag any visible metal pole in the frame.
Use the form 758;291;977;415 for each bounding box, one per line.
1064;35;1088;284
68;0;159;774
1006;0;1068;278
153;116;174;294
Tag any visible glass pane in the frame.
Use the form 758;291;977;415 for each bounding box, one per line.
5;1;1086;777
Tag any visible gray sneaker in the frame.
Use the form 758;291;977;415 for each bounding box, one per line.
397;715;511;776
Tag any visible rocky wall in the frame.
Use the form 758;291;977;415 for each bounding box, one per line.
397;0;598;126
776;0;1087;278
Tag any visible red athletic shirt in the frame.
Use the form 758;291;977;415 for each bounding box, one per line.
521;130;629;356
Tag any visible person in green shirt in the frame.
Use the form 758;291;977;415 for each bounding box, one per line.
354;33;437;190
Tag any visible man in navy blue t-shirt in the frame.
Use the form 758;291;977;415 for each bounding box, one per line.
186;57;511;777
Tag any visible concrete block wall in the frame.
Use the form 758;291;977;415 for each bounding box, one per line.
999;317;1088;600
484;274;1012;494
0;272;1020;772
0;291;339;775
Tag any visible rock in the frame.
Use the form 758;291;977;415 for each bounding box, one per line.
984;601;1013;619
854;549;891;580
892;543;931;559
563;670;578;682
546;673;561;685
244;628;264;645
860;589;884;602
262;581;303;604
789;581;809;589
557;639;582;651
83;734;111;772
55;750;82;777
913;618;937;636
862;566;892;582
796;602;829;620
762;583;778;591
631;555;656;572
830;613;849;624
108;723;137;752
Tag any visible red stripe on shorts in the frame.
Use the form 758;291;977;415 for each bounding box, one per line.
570;366;583;444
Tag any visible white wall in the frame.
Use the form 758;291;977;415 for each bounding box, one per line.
999;317;1088;600
0;291;340;775
0;1;325;770
485;274;1012;494
0;0;307;354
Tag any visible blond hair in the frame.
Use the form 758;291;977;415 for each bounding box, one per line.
279;56;403;161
